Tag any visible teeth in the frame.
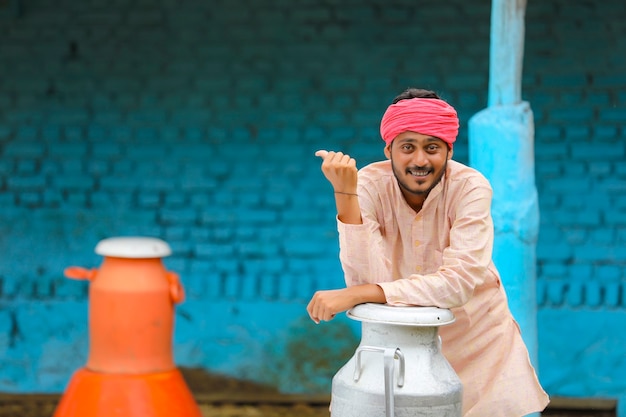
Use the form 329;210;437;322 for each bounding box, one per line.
409;169;429;176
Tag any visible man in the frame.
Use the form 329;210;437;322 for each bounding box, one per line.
307;88;549;417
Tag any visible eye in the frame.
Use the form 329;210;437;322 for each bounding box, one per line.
401;144;414;152
426;144;440;153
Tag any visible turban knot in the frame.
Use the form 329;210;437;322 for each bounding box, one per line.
380;98;459;148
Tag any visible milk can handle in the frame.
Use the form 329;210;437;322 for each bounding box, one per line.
166;271;185;304
353;346;405;417
64;266;98;281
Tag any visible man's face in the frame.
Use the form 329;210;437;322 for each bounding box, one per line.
385;131;452;200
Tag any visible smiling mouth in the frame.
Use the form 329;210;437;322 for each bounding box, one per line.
407;168;432;178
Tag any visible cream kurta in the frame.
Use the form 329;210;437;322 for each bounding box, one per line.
337;159;549;417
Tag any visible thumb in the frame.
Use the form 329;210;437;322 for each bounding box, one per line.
315;150;329;159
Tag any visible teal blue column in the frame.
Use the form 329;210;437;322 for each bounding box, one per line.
469;2;541;415
469;104;539;368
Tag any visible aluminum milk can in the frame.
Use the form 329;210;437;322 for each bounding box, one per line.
331;303;462;417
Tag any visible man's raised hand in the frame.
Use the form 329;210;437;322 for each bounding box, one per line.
314;150;358;194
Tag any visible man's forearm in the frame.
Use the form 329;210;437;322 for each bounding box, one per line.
346;283;387;305
306;283;387;324
334;193;362;224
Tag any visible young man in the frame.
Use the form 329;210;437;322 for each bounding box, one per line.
307;88;549;417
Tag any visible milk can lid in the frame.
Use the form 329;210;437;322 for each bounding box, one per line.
95;236;172;259
347;303;455;327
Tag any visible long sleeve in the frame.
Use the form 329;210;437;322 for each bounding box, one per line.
337;211;392;286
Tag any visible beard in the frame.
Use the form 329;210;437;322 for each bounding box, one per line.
391;157;448;198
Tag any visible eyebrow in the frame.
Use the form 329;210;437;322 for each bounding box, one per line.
398;136;444;145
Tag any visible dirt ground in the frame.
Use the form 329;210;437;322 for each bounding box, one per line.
0;368;616;417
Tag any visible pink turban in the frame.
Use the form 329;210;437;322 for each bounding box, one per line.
380;98;459;148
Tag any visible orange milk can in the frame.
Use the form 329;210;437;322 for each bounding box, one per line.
54;236;201;417
68;236;184;373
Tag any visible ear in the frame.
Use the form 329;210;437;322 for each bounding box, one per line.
384;143;392;159
447;146;454;160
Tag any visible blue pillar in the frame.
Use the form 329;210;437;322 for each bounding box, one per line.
469;103;539;368
468;2;541;416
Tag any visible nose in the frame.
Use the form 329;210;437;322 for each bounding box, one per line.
412;148;429;166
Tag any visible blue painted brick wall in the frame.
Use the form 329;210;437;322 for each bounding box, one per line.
0;0;624;402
